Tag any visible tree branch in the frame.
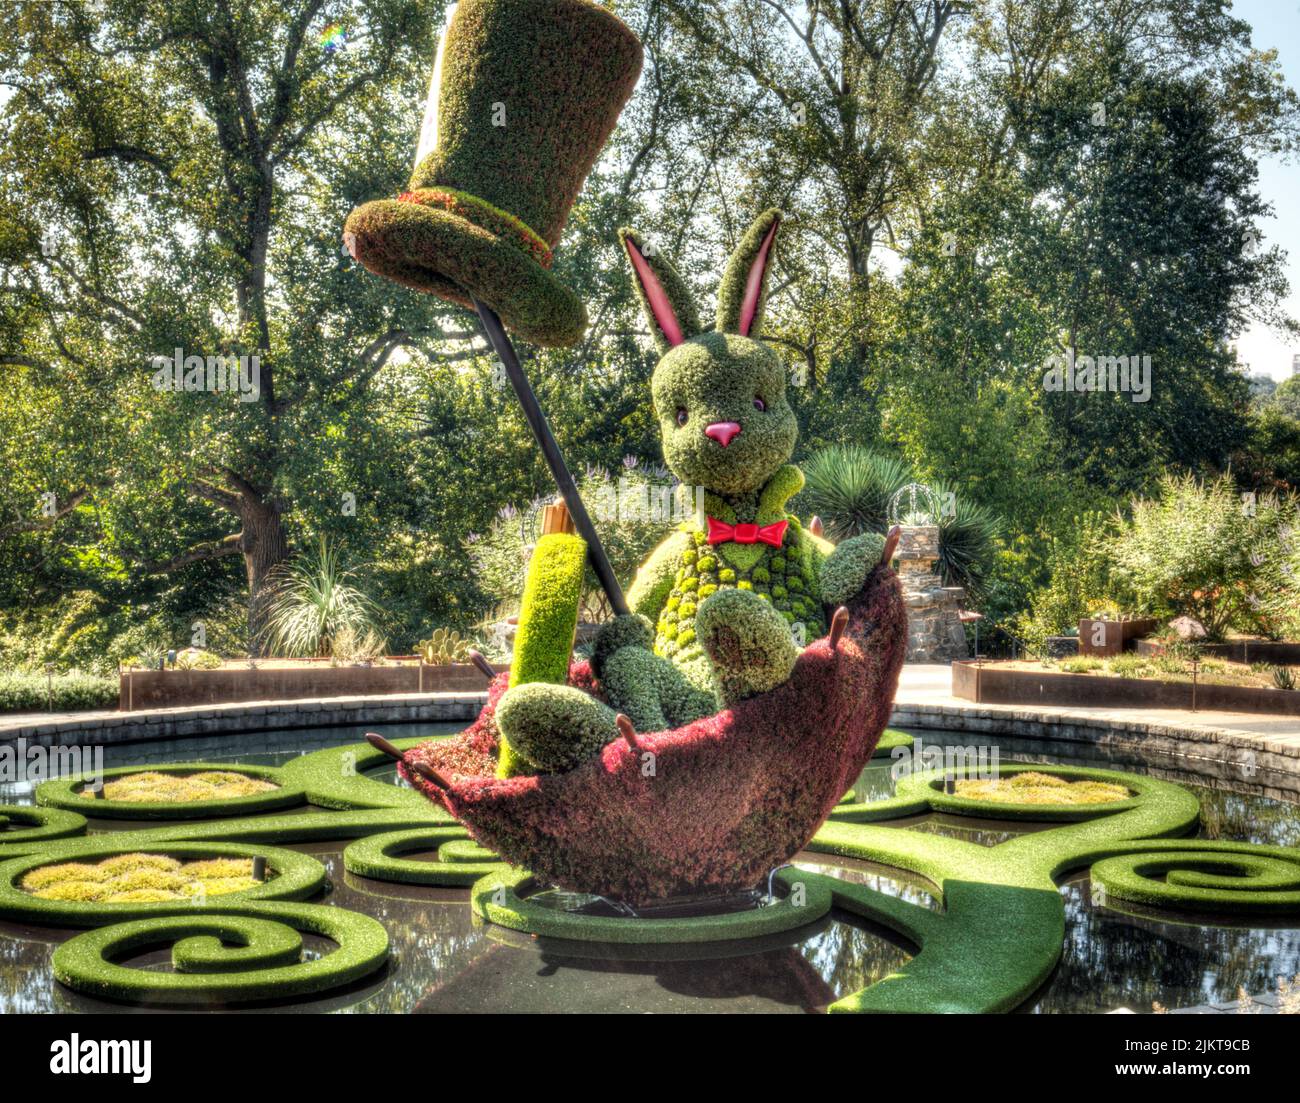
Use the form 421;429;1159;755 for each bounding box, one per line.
139;533;242;574
1;488;90;539
82;145;174;175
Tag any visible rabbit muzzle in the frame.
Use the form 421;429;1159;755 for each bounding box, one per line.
704;421;742;447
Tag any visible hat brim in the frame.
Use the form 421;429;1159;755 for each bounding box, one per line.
343;199;588;348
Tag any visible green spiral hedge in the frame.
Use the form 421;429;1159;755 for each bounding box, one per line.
52;902;389;1005
472;866;832;944
344;827;508;886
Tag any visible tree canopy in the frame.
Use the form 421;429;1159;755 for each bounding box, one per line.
2;0;1298;669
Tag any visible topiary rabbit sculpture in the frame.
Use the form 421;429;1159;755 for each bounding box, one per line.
495;210;893;774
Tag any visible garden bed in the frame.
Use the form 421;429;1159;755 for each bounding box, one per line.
952;659;1300;716
119;658;505;711
1134;638;1300;665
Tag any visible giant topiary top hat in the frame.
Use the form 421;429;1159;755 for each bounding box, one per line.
343;0;643;347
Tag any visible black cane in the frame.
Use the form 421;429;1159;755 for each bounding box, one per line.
471;297;629;617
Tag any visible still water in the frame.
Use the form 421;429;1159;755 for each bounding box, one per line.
1;724;1297;1013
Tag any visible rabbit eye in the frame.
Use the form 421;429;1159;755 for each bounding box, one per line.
675;407;689;426
753;396;767;412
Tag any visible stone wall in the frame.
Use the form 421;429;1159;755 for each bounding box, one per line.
896;525;968;663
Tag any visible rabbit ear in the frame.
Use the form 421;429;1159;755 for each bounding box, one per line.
620;229;701;354
717;209;782;337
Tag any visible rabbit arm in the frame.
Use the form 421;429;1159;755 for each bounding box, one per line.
627;528;693;619
819;532;888;607
806;529;836;558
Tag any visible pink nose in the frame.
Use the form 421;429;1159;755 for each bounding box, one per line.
704;421;742;447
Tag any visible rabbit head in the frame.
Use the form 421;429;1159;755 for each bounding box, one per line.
620;210;796;498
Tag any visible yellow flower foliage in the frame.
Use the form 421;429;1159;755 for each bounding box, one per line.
21;853;262;902
101;771;278;803
955;772;1131;806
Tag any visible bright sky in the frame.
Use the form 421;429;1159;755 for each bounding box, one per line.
1232;0;1300;380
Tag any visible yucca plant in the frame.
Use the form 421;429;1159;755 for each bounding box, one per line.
798;447;1000;595
1273;666;1297;691
930;479;1001;597
260;536;380;658
799;445;911;540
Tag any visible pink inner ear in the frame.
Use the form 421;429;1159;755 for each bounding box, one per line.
625;236;684;347
738;220;779;337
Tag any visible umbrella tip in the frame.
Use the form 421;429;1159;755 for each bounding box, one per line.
615;714;639;750
829;606;849;650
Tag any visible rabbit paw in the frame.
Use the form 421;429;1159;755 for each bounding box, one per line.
696;588;798;706
820;532;887;606
495;683;619;774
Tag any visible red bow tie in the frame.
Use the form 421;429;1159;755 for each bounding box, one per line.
706;517;788;547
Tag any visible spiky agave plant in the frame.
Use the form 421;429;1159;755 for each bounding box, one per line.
931;479;1001;597
798;445;911;541
260;536;380;658
798;446;1000;595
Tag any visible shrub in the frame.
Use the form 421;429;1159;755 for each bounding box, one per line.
799;445;911;540
0;671;117;714
1012;511;1126;656
1241;492;1300;641
1110;474;1291;641
175;649;223;670
260;536;381;657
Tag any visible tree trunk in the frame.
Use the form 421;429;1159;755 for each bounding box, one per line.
240;493;289;656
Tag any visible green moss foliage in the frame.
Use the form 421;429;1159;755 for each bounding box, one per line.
618;227;702;353
655;511;825;677
499;531;588;776
820;532;888;607
344;199;587;346
716;208;781;336
694;588;798;705
599;643;716;731
345;0;643;347
590;613;655;677
509;533;586;688
495;682;619;772
650;334;798;498
412;0;642;245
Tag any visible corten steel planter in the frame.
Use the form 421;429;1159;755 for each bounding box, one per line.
1134;638;1300;665
1078;617;1158;657
119;661;507;711
952;659;1300;717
